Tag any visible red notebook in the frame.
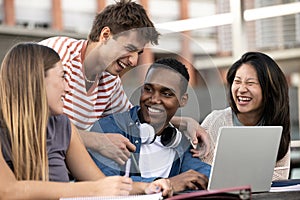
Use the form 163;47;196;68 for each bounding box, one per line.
166;185;251;200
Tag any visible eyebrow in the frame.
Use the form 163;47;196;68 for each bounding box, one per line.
234;76;258;81
144;83;176;94
161;87;176;94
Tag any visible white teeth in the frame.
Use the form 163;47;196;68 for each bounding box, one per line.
238;97;251;101
148;107;161;113
118;61;127;69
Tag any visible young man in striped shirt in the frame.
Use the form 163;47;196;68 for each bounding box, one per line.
40;0;210;166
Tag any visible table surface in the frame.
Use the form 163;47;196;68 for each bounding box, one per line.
252;191;300;200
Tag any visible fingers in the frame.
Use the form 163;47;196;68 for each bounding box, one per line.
114;139;135;165
144;184;161;194
169;170;208;192
99;176;133;196
121;176;133;184
146;178;173;197
159;179;173;197
185;179;207;190
192;136;198;146
115;157;126;166
190;148;201;157
199;134;210;157
118;149;131;163
117;176;133;195
109;147;130;165
125;140;136;152
100;134;136;165
192;175;208;190
196;127;211;157
118;137;135;157
119;142;131;155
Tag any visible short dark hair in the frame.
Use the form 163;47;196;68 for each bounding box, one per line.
226;52;290;161
147;58;190;95
88;0;159;45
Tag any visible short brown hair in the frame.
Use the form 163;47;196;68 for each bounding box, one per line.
88;0;159;45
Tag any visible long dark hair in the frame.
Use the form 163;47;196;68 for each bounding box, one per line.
226;52;290;161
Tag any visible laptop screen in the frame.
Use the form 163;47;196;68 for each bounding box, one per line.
208;126;282;192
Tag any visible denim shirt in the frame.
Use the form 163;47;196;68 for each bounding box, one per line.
89;106;211;182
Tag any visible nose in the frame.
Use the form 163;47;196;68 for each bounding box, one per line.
238;82;248;93
64;79;71;93
128;52;139;67
149;92;161;104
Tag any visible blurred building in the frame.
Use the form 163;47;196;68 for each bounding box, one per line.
0;0;299;175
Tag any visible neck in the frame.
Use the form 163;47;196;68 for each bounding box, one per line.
83;41;107;80
237;112;262;126
137;110;167;135
84;41;94;60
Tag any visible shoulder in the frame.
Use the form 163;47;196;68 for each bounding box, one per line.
39;37;86;57
210;107;232;117
49;114;70;124
47;115;72;151
102;106;137;122
202;107;232;126
94;107;140;140
39;36;81;46
48;115;71;137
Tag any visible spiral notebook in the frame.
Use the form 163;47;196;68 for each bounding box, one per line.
59;192;162;200
166;185;251;200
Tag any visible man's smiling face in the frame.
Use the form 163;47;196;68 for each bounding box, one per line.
139;67;187;134
104;30;146;76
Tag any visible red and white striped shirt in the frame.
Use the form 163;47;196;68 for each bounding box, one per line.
40;37;132;130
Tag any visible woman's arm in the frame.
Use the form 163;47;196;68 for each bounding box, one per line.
66;123;173;197
0;122;133;200
170;116;210;157
66;123;105;181
0;144;133;199
273;149;290;181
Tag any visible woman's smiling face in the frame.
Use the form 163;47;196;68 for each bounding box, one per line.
45;61;70;115
231;63;263;116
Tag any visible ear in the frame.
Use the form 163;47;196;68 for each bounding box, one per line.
99;26;112;42
179;93;188;107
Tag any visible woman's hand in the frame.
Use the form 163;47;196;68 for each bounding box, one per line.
182;117;211;157
93;176;133;196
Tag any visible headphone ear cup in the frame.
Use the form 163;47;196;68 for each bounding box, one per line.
161;127;182;148
139;123;155;144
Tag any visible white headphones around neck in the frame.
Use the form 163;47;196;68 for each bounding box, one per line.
139;123;182;148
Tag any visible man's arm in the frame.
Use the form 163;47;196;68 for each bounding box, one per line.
170;116;210;157
78;129;136;165
167;148;211;193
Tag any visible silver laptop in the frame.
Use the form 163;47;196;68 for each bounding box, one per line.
208;126;282;192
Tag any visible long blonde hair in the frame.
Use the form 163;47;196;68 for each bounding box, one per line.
0;43;60;181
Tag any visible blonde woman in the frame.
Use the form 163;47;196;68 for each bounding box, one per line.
0;43;172;199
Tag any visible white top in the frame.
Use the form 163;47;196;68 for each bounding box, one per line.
139;135;176;178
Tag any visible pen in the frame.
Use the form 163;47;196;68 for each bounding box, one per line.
124;158;131;177
124;153;140;177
